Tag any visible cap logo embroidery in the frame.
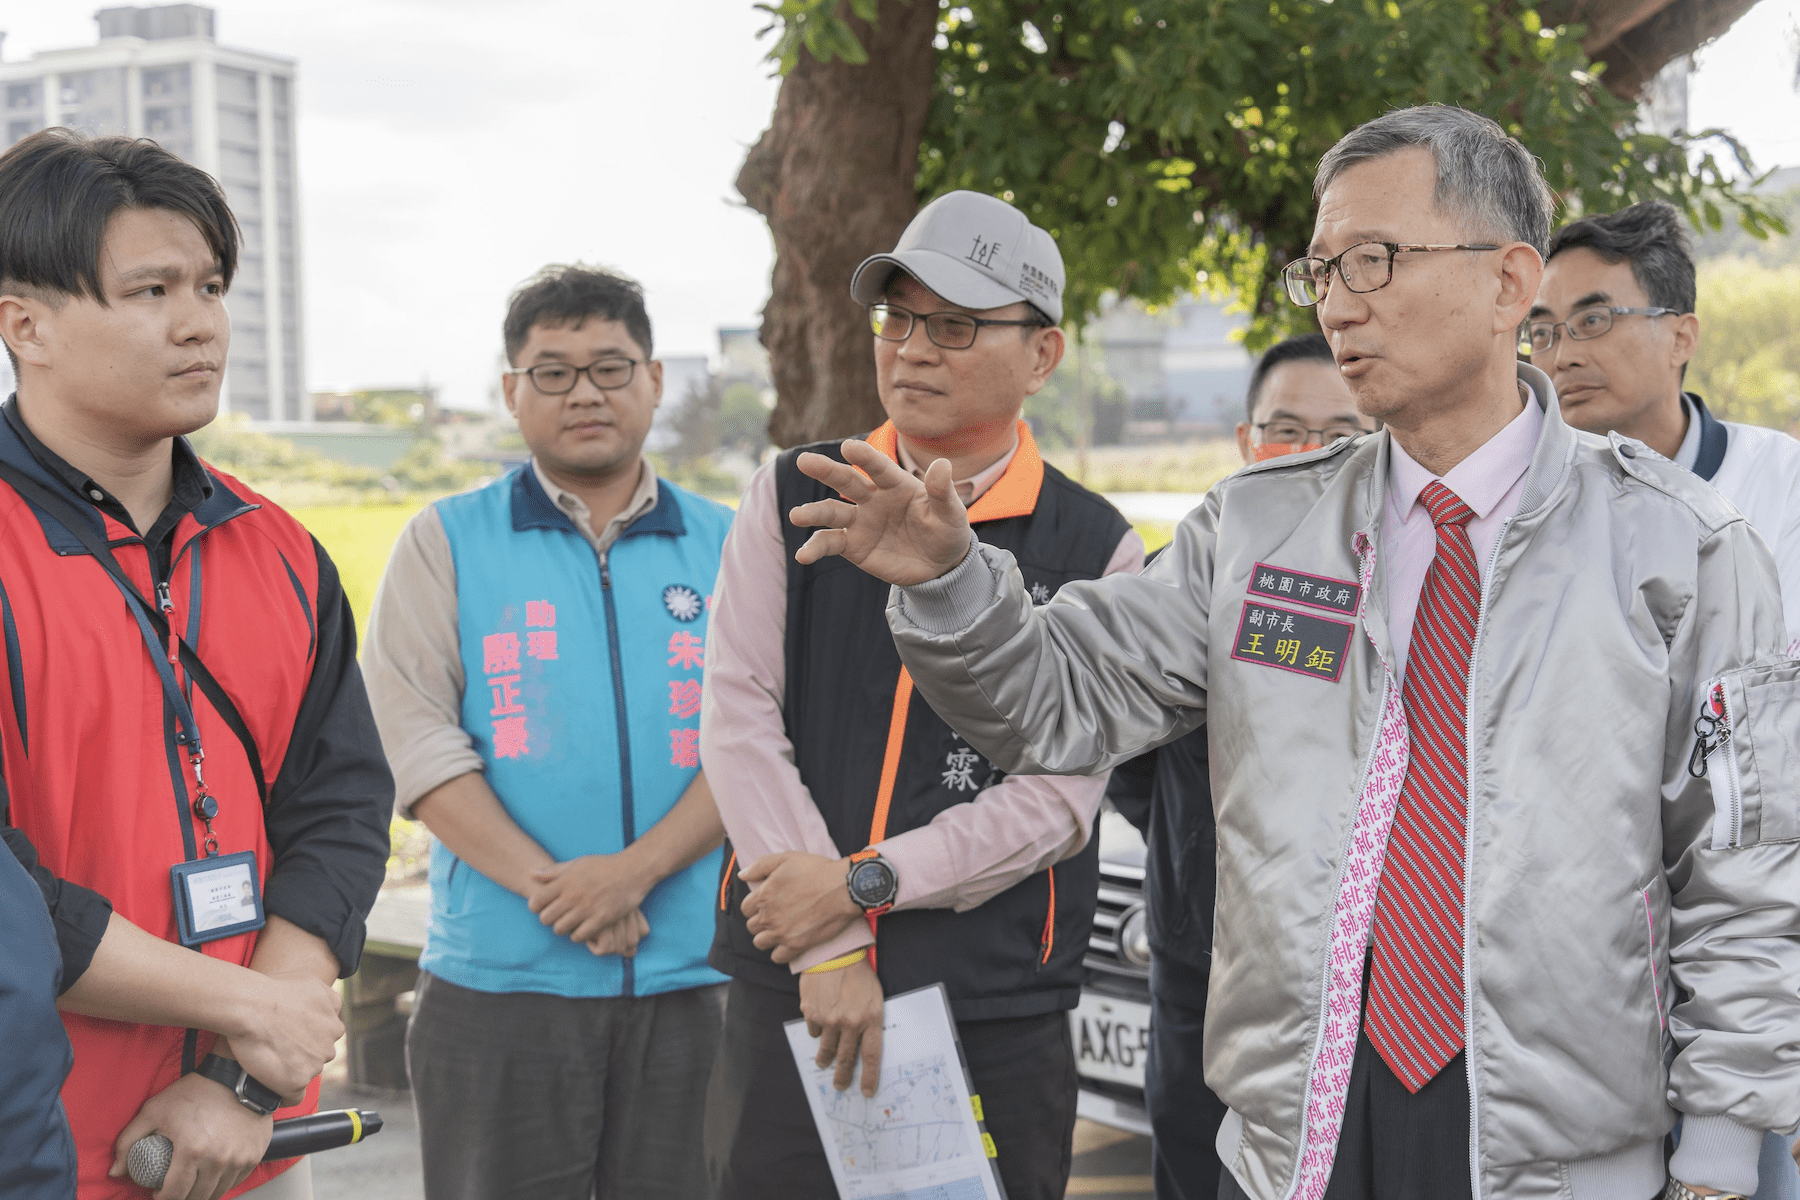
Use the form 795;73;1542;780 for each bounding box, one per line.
968;235;1002;267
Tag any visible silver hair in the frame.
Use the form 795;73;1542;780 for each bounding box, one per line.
1314;105;1554;255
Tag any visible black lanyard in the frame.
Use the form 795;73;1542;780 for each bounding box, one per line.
0;462;268;836
115;573;225;852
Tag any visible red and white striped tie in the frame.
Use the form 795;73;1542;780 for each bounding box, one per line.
1366;480;1481;1093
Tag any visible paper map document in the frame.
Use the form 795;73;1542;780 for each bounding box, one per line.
785;983;1006;1200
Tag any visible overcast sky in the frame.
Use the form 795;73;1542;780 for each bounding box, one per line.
3;0;1797;411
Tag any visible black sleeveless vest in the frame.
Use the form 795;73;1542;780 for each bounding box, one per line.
709;428;1132;1020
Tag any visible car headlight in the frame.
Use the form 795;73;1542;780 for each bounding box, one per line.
1116;903;1152;968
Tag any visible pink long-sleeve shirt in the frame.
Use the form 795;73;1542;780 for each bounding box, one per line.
699;434;1144;972
1382;386;1542;678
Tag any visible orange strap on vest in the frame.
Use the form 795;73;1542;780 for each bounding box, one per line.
845;423;1052;975
855;669;914;970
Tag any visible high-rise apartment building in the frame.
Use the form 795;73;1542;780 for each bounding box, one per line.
0;5;305;421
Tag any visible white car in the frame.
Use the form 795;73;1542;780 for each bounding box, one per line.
1070;808;1153;1136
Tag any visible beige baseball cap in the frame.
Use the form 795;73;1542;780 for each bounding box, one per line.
850;190;1064;324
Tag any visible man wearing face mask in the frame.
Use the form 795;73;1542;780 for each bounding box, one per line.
790;107;1800;1200
1110;332;1374;1200
1236;334;1379;464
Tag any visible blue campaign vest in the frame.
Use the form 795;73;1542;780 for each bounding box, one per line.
426;466;733;998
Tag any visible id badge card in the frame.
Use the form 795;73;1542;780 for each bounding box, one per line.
170;850;266;947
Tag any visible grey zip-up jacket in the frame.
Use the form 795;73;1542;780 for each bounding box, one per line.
887;365;1800;1200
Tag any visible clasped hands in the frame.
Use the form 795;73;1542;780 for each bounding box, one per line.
528;852;653;957
741;851;888;1099
110;968;341;1200
740;851;864;962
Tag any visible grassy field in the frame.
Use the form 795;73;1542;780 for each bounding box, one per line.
292;504;425;633
293;494;1175;876
295;500;1180;634
1042;439;1241;495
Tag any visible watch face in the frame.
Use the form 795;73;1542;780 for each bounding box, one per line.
849;860;896;907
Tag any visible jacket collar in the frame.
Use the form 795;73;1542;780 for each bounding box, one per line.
1509;361;1576;516
509;463;685;540
1684;392;1729;482
0;401;255;556
863;418;1045;523
1360;362;1576;522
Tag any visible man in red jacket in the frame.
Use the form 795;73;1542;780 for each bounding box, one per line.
0;129;392;1200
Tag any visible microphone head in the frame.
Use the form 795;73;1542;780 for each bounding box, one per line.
127;1133;174;1190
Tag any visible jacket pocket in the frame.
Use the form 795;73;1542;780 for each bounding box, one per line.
1694;660;1800;847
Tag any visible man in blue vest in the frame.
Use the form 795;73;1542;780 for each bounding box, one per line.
363;264;734;1200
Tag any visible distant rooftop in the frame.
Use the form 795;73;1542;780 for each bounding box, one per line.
95;5;216;42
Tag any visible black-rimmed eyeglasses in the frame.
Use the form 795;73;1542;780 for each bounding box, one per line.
506;358;639;395
1253;420;1367;446
1281;242;1500;307
868;303;1051;350
1523;305;1682;354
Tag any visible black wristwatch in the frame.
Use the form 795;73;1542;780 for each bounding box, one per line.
193;1053;281;1117
846;853;899;913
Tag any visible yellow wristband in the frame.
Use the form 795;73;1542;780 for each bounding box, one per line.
803;948;868;974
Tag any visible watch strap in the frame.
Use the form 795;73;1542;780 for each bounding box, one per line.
1664;1181;1748;1200
193;1053;280;1116
846;850;898;912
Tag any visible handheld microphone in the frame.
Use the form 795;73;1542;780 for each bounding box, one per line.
127;1109;383;1190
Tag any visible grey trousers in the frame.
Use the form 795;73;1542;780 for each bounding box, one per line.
406;971;725;1200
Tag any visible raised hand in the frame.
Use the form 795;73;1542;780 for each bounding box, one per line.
790;440;973;585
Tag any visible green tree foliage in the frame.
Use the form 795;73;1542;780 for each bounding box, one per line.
761;0;1783;351
1688;258;1800;434
1694;185;1800;269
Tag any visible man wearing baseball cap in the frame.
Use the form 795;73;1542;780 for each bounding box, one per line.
701;190;1143;1200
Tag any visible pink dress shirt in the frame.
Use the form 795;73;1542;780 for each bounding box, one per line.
1383;390;1542;678
700;438;1144;972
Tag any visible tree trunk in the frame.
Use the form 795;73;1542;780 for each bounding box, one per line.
1540;0;1765;100
737;0;938;448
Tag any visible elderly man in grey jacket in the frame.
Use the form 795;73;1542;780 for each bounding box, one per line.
784;106;1800;1200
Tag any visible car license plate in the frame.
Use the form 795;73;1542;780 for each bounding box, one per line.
1070;993;1151;1088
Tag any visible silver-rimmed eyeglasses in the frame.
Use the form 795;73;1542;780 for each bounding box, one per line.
506;358;639;395
1281;242;1500;306
1523;305;1682;354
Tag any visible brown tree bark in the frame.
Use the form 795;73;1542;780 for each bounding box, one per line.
1540;0;1765;101
737;0;938;448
